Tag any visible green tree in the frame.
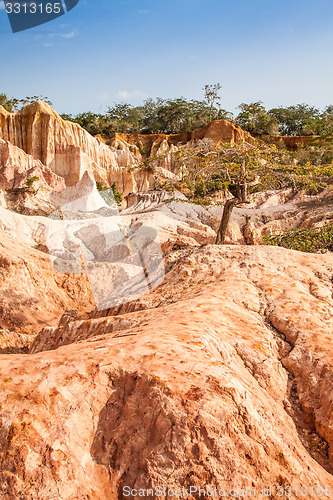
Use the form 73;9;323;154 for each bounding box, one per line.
162;140;333;243
107;103;144;133
139;97;220;134
203;83;222;122
18;96;53;108
60;113;75;122
309;106;333;136
60;93;231;137
140;97;165;133
72;112;107;135
173;142;261;244
269;104;319;135
0;93;19;112
236;101;278;135
1;93;52;112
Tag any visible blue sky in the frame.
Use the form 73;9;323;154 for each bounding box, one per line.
1;0;333;115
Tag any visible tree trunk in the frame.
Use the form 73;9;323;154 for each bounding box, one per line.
215;169;259;245
215;197;239;245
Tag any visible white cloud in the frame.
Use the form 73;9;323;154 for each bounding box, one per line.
60;31;76;39
48;30;78;39
35;28;78;42
116;90;148;101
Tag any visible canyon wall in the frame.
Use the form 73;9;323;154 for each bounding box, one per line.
111;119;255;158
1;104;252;200
0;138;65;191
251;133;322;151
0;102;153;196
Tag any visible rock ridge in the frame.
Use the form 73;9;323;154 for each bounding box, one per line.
0;102;153;196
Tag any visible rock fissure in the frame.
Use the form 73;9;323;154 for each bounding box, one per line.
263;310;332;475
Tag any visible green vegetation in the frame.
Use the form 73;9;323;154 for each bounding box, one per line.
96;181;123;206
236;102;333;136
148;140;333;244
3;88;333;138
96;180;106;191
263;225;333;253
269;104;332;136
0;93;52;112
65;84;224;135
61;97;230;135
203;83;222;122
110;182;123;206
236;101;279;135
25;176;39;189
60;99;333;138
167;141;333;200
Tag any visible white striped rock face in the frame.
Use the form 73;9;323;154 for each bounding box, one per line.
0;104;258;206
0;244;333;498
0;138;65;192
0;102;154;196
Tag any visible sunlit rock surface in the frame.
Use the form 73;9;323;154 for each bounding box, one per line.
0;243;333;497
1;104;333;497
0;102;153;196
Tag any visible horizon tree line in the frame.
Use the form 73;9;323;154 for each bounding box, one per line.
1;88;333;137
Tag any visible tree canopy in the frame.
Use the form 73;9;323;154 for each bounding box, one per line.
59;97;231;135
149;139;333;243
2;89;333;138
0;93;52;112
236;101;279;135
203;83;222;122
268;104;320;136
61;99;333;138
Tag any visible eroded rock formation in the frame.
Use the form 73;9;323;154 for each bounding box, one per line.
122;187;333;250
108;119;255;172
1;101;333;498
0;102;154;196
0;244;332;498
0;103;258;210
0;138;65;192
113;119;255;153
0;229;93;335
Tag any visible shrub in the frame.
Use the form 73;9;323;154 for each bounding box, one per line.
96;180;123;206
263;225;333;253
111;182;123;206
96;180;106;191
26;176;39;188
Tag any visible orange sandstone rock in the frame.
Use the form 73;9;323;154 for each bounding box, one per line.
0;245;332;498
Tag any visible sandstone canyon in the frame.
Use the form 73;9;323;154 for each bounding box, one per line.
0;102;332;499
